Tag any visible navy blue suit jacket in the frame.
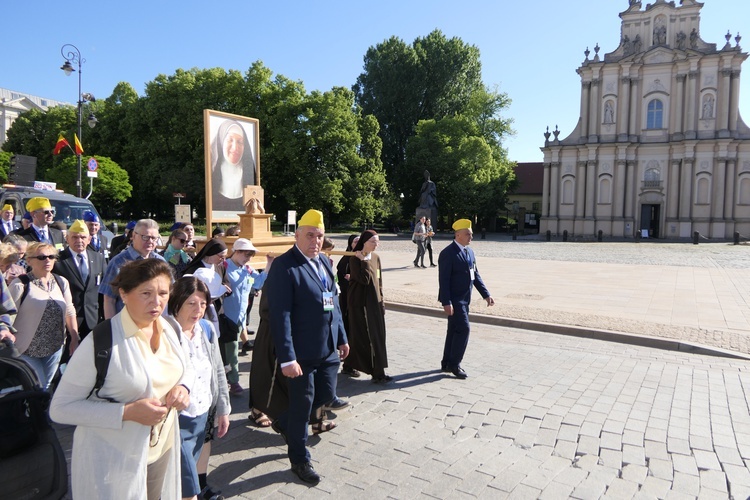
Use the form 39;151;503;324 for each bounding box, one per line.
266;245;348;364
438;241;490;306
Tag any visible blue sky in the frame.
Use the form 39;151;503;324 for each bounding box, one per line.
5;0;749;163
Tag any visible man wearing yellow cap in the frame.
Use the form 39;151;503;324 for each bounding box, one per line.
53;220;106;343
437;218;494;379
0;203;19;239
17;197;64;247
265;209;349;485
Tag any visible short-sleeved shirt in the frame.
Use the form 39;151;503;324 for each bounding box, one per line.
99;246;166;313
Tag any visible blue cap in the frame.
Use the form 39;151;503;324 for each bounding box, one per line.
169;222;184;231
126;220;137;230
82;210;100;223
22;212;32;221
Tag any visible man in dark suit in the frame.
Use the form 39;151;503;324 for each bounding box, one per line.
266;209;349;485
16;197;65;248
0;204;20;239
53;220;105;340
83;210;108;258
438;218;494;379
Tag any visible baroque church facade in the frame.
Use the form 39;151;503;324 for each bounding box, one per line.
540;0;749;239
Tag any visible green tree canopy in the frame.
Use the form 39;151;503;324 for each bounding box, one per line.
404;117;515;228
46;156;131;216
354;29;486;192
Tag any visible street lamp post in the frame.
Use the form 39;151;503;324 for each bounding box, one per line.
60;43;97;198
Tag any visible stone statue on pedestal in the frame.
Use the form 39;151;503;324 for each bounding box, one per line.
416;170;438;225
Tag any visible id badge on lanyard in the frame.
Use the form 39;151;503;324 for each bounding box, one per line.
469;264;475;281
322;291;334;311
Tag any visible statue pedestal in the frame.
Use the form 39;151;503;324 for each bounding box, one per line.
239;213;273;240
415;207;437;225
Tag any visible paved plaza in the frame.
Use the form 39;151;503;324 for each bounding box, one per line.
52;237;750;498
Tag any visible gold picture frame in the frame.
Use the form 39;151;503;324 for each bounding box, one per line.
204;109;260;229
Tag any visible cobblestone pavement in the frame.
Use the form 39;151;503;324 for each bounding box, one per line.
206;311;750;499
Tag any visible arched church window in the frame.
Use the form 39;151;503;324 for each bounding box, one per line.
598;177;611;204
562;179;574;204
644;167;661;188
647;99;663;129
739;176;750;205
696;177;710;205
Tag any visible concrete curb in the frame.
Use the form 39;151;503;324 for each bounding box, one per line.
385;301;750;361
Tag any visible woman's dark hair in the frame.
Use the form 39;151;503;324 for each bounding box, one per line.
111;259;173;294
168;276;215;321
352;230;378;252
167;230;187;247
212;226;225;238
322;237;335;251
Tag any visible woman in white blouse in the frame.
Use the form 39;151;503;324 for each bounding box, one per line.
50;259;193;500
167;276;230;500
9;242;77;390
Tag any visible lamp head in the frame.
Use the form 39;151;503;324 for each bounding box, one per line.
60;61;75;76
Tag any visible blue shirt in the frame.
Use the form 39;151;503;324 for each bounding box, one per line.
99;245;166;313
222;259;254;326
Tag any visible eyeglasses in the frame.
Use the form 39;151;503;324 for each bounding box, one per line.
32;255;57;261
149;407;173;448
134;232;159;242
40;210;55;216
175;238;186;244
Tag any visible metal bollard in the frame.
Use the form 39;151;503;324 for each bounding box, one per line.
563;230;568;242
481;228;486;240
735;231;740;245
634;230;641;242
597;230;603;242
110;222;118;234
546;230;551;242
512;230;517;241
693;231;699;245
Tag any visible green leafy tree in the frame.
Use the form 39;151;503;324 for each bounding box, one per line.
404;117;515;228
0;151;11;183
46;156;132;216
354;29;485;194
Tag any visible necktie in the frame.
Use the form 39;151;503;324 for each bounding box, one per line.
78;253;88;282
465;248;471;267
314;258;328;288
5;222;11;234
93;236;99;251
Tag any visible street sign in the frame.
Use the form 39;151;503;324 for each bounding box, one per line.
173;193;186;198
87;157;98;172
87;171;98;178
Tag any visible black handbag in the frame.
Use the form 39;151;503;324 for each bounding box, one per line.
218;314;241;343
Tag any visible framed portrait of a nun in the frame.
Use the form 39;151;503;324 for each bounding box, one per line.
204;109;260;226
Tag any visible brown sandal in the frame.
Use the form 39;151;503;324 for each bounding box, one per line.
311;420;337;435
250;408;272;427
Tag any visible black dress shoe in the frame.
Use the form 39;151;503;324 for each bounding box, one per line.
420;265;427;268
323;397;350;411
291;462;320;485
430;263;437;267
271;420;287;444
451;366;468;379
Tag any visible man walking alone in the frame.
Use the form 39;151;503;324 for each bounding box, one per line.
438;219;494;379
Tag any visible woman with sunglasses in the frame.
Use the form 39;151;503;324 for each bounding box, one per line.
50;259;193;500
160;229;192;277
8;242;78;390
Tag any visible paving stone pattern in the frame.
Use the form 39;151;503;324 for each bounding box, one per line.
196;312;750;499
